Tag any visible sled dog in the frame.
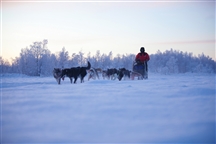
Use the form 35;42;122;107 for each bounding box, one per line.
118;68;131;81
61;61;91;84
105;68;118;80
88;67;100;81
130;71;144;80
53;68;62;84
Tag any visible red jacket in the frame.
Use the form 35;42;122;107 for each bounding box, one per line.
135;52;150;63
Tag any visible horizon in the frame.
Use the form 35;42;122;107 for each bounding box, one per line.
1;0;215;62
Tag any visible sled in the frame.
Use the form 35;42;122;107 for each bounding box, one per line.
132;61;148;79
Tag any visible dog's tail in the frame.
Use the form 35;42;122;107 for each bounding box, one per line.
85;61;91;70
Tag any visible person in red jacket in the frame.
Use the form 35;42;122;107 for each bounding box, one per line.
134;47;150;79
135;47;150;63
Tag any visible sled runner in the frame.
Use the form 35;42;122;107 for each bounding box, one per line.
132;61;148;79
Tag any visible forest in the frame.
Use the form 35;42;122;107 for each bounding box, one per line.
0;39;215;76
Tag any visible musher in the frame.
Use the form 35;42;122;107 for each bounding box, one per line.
134;47;150;79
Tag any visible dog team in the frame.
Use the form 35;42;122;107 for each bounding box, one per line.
53;47;150;84
53;61;144;84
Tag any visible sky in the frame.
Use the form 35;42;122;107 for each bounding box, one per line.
1;0;215;62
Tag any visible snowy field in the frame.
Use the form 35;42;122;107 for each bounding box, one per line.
1;73;215;143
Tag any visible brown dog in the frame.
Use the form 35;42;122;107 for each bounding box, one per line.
130;71;144;80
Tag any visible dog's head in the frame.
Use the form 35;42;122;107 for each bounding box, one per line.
53;68;62;79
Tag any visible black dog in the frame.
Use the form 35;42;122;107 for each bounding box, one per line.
118;68;131;81
61;61;91;84
106;68;118;80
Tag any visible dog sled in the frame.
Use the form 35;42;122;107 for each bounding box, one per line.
132;61;148;79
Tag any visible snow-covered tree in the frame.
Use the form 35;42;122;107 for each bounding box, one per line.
78;50;85;66
69;53;81;67
29;40;49;75
166;56;178;73
57;47;69;68
0;56;11;73
18;47;37;75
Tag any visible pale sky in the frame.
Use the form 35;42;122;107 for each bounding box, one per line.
1;0;215;62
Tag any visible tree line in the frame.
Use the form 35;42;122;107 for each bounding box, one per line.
0;39;215;76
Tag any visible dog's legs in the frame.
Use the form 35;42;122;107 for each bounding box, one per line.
57;77;61;84
70;77;73;83
74;77;78;84
93;69;99;79
96;72;99;79
112;74;117;80
103;73;107;80
81;77;84;83
130;74;134;80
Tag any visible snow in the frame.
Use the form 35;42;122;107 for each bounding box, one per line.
1;73;215;143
